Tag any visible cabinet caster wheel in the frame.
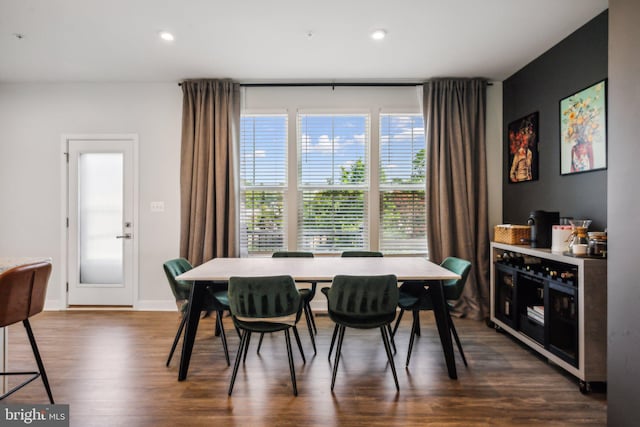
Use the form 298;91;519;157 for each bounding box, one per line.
579;381;591;394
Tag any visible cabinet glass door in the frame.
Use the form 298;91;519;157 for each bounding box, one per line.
516;273;545;345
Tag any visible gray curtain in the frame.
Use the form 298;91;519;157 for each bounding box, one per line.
180;79;240;265
423;78;490;320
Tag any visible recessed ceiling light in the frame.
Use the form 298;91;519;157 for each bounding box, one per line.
159;31;175;42
371;29;387;40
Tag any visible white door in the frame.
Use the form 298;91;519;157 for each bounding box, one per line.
66;137;137;306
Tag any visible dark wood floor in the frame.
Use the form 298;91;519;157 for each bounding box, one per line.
4;311;606;426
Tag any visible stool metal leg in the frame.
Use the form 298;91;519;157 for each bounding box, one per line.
24;319;54;404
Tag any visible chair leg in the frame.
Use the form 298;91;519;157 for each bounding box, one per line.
242;331;252;364
330;325;346;391
257;333;265;354
391;308;405;338
406;310;419;367
449;315;468;367
308;301;318;335
387;324;397;354
328;323;339;361
216;311;230;366
23;319;54;404
381;325;399;391
229;329;248;395
292;326;306;364
284;329;298;396
166;313;187;367
415;311;421;336
303;304;317;355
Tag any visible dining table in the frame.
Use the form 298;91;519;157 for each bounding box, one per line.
175;256;461;381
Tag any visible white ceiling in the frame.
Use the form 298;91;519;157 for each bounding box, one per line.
0;0;608;83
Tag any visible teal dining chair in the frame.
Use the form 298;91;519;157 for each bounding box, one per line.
227;275;306;396
392;256;472;367
257;251;317;355
324;251;389;360
323;274;400;391
163;258;234;366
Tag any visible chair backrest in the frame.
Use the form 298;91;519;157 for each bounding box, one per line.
0;261;52;328
440;257;472;301
163;258;193;302
272;251;314;258
328;275;398;318
340;251;383;257
228;275;301;319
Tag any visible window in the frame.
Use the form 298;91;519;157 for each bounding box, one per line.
239;115;287;255
298;114;369;252
239;109;426;256
379;114;427;254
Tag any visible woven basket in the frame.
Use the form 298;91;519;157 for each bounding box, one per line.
494;225;531;244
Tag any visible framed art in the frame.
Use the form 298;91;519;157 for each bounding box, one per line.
508;112;538;183
560;80;607;175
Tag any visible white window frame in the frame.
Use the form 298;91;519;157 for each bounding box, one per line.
239;106;426;256
239;112;289;256
378;112;427;255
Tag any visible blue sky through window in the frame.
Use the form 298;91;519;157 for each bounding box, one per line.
240;114;424;187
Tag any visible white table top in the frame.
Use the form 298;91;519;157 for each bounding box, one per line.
177;256;460;282
0;257;52;275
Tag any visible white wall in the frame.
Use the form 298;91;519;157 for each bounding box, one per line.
0;83;183;309
608;0;640;423
0;82;502;310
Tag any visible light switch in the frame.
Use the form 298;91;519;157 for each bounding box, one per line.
150;201;165;212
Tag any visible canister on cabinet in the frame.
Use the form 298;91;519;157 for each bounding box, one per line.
588;232;607;258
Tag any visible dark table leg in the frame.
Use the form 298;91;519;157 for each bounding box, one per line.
178;282;205;381
429;280;457;379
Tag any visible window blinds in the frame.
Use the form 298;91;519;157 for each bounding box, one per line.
297;114;369;252
239;115;287;254
379;114;427;254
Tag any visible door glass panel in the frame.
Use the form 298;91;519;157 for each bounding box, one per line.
79;153;123;284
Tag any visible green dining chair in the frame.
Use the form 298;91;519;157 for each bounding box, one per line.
257;251;317;355
227;275;306;396
392;257;472;367
163;258;233;366
322;274;400;391
324;251;389;360
340;251;383;258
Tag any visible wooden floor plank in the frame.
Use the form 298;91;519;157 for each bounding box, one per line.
4;311;606;426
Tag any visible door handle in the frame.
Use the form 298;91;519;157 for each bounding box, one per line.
116;233;132;239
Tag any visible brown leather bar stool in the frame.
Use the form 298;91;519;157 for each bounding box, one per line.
0;261;54;404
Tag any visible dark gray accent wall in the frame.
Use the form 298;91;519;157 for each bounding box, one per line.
608;0;640;424
502;12;608;231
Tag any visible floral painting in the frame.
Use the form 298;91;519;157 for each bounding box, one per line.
560;80;607;175
508;112;538;183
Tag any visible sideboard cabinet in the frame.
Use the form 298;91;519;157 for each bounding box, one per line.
490;242;607;392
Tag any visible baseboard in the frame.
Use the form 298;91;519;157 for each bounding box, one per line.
44;299;177;311
310;299;327;313
44;299;65;311
135;299;177;311
46;298;319;312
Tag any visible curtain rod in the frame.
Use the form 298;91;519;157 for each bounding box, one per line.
241;82;421;87
178;81;493;87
